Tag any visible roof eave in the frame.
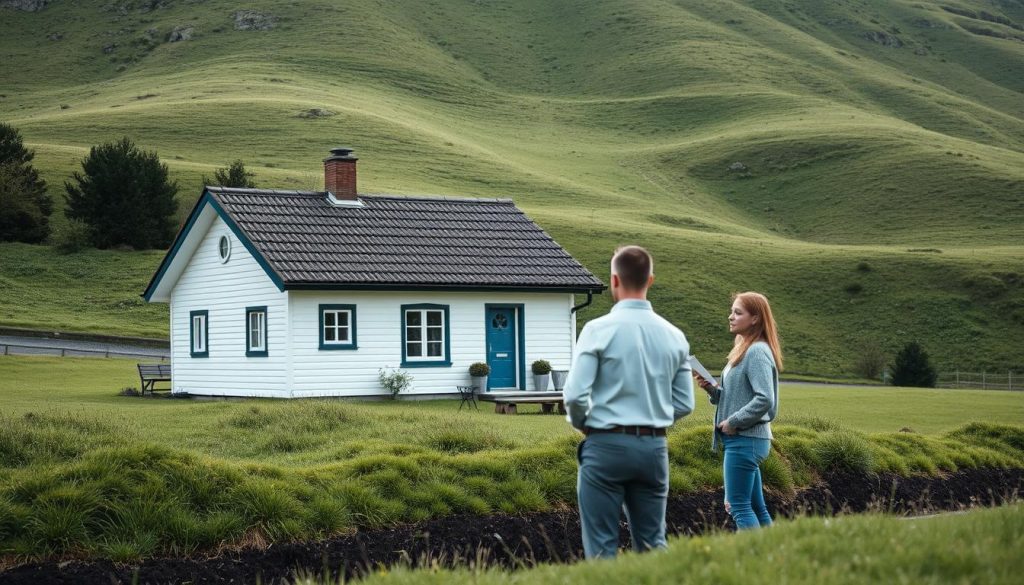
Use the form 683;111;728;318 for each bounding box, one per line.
283;282;606;294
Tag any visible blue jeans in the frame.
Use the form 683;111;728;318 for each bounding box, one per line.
722;434;773;530
576;433;669;558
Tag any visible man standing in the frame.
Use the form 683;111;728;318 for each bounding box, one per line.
563;245;694;559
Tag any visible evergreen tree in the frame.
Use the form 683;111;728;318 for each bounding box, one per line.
0;123;52;243
203;160;256;188
890;341;938;388
64;137;178;249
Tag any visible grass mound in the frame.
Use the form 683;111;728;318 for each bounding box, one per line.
1;409;1021;561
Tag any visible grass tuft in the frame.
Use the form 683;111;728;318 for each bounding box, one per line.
811;431;875;473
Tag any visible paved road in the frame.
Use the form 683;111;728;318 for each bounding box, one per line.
0;335;169;360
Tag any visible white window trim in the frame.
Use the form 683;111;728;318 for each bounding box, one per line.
218;235;231;263
246;307;267;356
404;308;446;362
323;309;351;344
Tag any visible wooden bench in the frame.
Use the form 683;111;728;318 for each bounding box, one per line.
491;396;566;415
137;363;171;394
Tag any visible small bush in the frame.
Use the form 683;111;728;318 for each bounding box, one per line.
844;282;863;294
853;343;887;380
531;360;552;375
468;362;490;376
202;159;256;188
50;218;93;253
890;341;938;388
856;261;872;272
378;367;413;397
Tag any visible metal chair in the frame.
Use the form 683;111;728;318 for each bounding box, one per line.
456;385;479;411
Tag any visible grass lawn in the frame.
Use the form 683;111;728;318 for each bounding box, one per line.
333;504;1024;585
2;356;1022;462
1;354;1022;563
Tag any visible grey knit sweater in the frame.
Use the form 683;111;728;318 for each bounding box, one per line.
708;341;779;450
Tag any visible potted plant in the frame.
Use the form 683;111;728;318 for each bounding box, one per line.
532;359;552;392
551;368;569;391
469;362;490;392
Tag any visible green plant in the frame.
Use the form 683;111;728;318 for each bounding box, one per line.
531;360;551;375
853;343;887;380
49;218;93;253
378;367;413;397
811;431;874;473
469;362;490;376
64;137;179;250
0;123;51;244
202;159;256;188
890;341;938;388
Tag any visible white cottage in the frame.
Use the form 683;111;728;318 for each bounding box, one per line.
143;148;605;398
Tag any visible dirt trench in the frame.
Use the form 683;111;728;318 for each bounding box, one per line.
1;467;1020;585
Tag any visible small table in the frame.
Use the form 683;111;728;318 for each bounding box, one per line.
456;385;478;411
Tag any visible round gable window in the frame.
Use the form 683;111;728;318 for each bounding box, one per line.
218;235;231;263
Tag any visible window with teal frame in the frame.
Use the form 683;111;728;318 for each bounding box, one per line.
190;310;208;358
246;306;268;357
319;304;357;350
400;303;450;367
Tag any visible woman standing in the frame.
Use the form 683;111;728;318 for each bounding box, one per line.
697;292;782;530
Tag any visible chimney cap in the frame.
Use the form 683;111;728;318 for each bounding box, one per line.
325;147;358;162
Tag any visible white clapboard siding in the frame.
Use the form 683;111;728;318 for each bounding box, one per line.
170;217;289;397
288;291;574;397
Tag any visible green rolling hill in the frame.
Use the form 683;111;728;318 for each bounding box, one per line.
1;0;1022;375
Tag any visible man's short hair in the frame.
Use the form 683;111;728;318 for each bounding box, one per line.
612;245;653;290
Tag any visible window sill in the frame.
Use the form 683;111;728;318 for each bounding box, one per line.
190;352;209;358
246;350;269;358
400;360;452;368
319;343;358;351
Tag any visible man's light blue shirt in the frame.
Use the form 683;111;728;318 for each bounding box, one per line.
563;299;694;430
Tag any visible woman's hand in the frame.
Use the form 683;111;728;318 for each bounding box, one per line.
694;375;717;394
717;419;737;435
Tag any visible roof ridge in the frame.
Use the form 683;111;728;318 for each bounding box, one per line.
360;193;515;204
205;186;322;196
207;187;515;204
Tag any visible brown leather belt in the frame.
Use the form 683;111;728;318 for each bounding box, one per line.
584;425;667;437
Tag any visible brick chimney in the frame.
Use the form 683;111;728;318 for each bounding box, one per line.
324;147;358;200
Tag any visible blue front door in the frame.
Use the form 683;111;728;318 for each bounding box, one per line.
486;307;517;389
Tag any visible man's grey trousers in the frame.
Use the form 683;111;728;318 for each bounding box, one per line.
576;432;669;558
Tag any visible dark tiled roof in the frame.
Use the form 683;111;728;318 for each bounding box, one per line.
207;187;604;291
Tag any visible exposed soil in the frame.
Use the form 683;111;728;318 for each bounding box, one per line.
2;467;1020;585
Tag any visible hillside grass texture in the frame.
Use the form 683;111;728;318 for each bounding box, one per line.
1;355;1023;561
1;0;1023;375
314;504;1024;585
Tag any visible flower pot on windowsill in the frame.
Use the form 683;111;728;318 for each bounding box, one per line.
551;370;568;391
471;375;488;393
533;373;550;392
